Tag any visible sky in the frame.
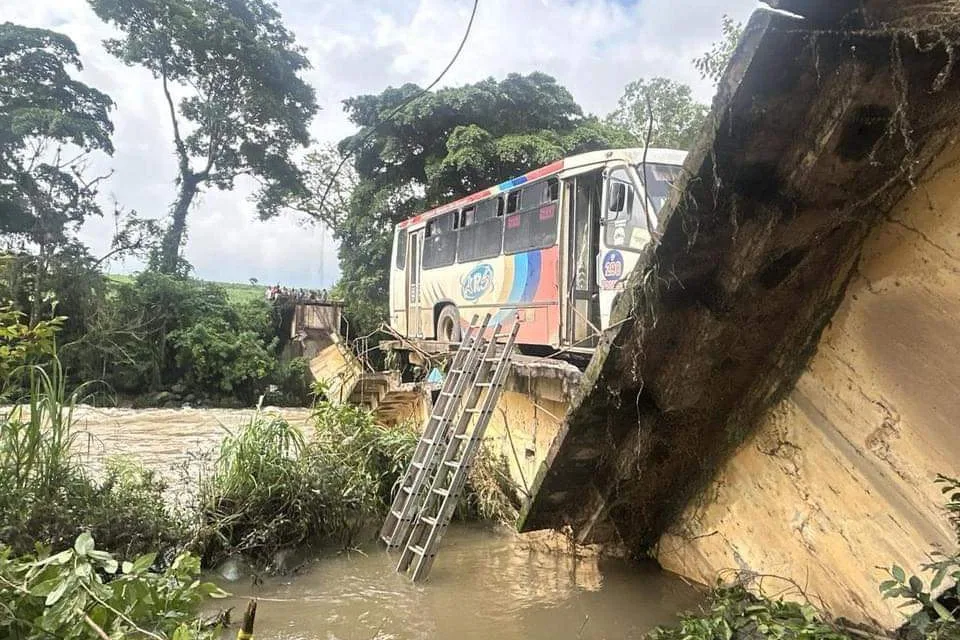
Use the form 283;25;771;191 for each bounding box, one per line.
3;0;758;288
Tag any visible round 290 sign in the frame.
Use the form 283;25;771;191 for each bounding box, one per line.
601;250;624;288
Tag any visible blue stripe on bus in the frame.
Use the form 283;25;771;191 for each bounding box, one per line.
497;175;528;191
520;250;541;301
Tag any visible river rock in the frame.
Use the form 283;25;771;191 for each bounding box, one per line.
217;555;249;582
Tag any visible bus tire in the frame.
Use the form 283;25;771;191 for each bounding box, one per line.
436;305;461;343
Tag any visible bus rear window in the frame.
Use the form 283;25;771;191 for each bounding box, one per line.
423;213;457;269
395;230;407;269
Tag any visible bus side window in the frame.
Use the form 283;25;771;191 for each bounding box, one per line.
503;178;559;254
458;197;503;262
544;177;559;203
423;212;457;268
395;230;407;269
506;190;521;214
460;206;475;228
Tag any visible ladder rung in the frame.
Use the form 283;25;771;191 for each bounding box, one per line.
449;369;463;374
402;486;412;493
443;460;460;468
432;487;450;497
465;408;483;414
476;382;493;387
409;544;426;556
454;433;470;440
440;391;455;397
421;515;440;526
412;461;424;469
391;509;402;518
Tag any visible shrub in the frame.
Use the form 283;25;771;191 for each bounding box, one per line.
0;532;226;639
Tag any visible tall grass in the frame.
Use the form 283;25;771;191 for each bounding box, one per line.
1;356;89;494
194;403;419;566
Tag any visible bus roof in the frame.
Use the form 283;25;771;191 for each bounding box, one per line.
397;147;687;230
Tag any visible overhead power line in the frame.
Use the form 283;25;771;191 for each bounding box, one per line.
311;0;480;224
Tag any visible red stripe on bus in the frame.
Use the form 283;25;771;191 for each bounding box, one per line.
523;160;564;181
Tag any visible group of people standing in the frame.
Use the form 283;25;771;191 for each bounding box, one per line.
265;285;331;303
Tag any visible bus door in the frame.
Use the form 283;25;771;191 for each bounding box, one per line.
406;229;424;338
598;166;650;328
566;172;602;347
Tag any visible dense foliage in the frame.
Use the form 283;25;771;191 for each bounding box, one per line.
194;406;418;565
195;401;518;567
0;533;225;640
0;22;113;236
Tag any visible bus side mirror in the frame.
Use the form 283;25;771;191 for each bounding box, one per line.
609;182;627;214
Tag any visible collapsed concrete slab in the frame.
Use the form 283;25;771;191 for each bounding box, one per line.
519;0;960;553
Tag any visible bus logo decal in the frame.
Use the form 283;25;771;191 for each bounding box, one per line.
461;264;494;301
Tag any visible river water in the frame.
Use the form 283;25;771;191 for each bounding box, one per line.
73;406;703;639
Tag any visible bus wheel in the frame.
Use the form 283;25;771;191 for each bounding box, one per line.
436;305;462;343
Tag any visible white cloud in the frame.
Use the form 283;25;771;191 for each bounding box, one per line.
2;0;756;288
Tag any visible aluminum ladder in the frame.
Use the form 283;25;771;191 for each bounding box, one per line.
379;314;490;550
395;316;519;582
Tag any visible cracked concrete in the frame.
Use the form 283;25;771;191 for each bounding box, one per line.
657;138;960;628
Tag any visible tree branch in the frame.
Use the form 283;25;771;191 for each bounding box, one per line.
161;62;192;179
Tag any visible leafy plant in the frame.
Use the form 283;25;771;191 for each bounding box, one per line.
693;15;744;85
879;475;960;639
0;532;226;639
0;306;63;392
195;405;418;565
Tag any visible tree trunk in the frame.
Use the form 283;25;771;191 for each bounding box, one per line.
159;176;198;274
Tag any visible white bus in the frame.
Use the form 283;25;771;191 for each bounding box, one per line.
388;147;686;352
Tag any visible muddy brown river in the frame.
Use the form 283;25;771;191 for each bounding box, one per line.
74;406;703;639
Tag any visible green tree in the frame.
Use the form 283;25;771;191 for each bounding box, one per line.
88;0;319;274
330;72;633;333
606;77;707;151
693;14;744;85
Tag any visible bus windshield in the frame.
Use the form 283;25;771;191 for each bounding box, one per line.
640;163;684;214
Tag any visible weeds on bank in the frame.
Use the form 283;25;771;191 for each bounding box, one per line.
0;357;181;558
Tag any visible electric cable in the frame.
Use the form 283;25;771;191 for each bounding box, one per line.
311;0;480;222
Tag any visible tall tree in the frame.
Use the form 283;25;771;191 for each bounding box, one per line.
328;72;633;332
0;23;115;326
606;77;708;151
88;0;319;274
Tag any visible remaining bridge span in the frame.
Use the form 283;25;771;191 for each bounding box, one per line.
519;0;960;553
